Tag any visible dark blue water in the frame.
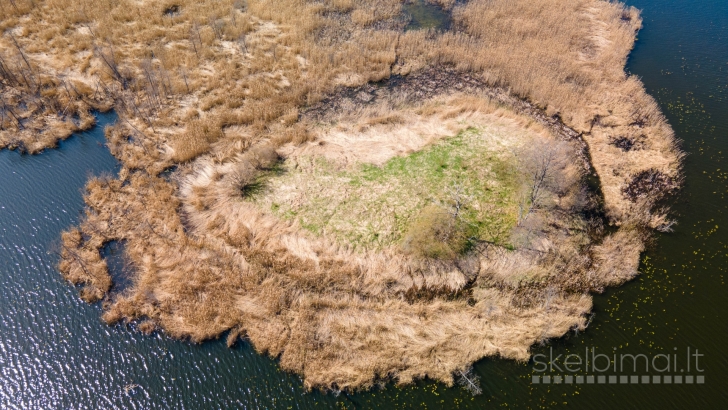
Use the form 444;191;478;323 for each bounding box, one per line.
1;0;727;408
0;113;332;409
404;0;451;31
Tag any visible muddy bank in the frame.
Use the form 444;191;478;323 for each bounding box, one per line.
306;66;591;168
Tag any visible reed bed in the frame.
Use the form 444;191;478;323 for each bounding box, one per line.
0;0;682;391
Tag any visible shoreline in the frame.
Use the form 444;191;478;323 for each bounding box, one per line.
1;0;682;392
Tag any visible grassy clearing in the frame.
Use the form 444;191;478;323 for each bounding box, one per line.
253;127;519;251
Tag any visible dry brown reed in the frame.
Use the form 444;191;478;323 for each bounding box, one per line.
0;0;681;392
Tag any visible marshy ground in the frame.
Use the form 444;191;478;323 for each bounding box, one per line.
256;123;521;251
0;0;682;393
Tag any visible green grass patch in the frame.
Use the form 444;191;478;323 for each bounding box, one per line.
252;128;521;252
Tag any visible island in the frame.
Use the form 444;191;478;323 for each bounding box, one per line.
0;0;682;392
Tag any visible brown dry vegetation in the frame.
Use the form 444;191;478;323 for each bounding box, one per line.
0;0;681;392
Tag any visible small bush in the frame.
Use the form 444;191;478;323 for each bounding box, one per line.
248;143;279;170
230;162;257;191
402;204;469;260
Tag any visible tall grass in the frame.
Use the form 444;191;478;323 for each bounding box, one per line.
0;0;678;391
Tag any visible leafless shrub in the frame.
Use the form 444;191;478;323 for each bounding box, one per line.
516;139;574;223
456;366;482;396
655;220;676;233
231;161;256;184
93;44;127;88
247;143;279;170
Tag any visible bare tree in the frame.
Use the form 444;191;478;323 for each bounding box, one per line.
1;98;22;129
188;26;200;58
517;139;569;225
238;34;248;54
7;35;37;92
445;183;469;221
178;67;190;93
456;366;483;396
141;58;162;107
209;16;225;40
0;53;19;85
94;44;127;88
159;65;173;98
190;22;204;58
78;7;96;39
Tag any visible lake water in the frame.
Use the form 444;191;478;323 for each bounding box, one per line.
404;0;451;31
1;0;727;408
